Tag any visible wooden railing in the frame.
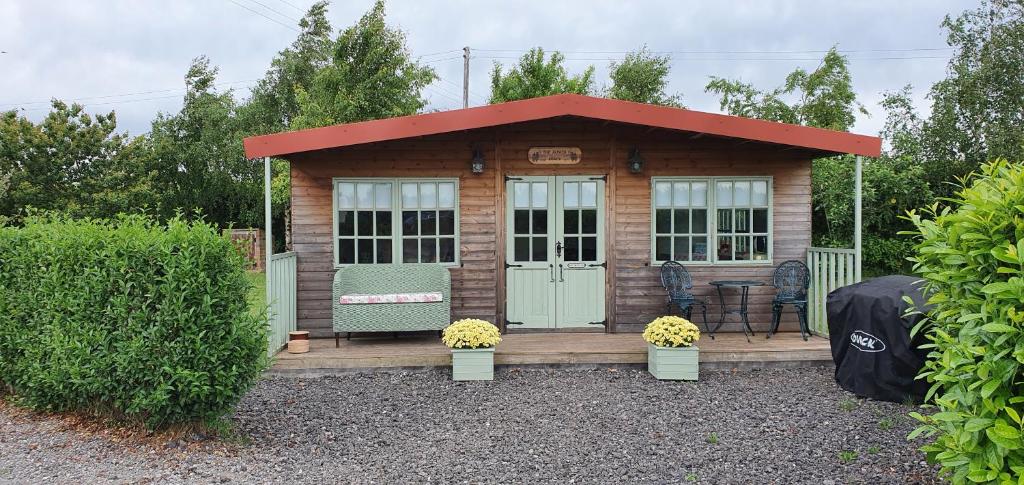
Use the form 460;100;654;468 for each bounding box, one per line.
267;252;297;357
806;247;858;336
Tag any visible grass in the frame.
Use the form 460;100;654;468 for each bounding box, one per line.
878;417;896;430
838;450;858;463
839;397;859;412
867;445;881;455
706;432;719;444
246;271;266;316
685;473;698;482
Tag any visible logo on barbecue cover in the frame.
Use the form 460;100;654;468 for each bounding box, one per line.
850;330;886;352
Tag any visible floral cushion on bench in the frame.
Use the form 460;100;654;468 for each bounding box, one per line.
338;292;444;305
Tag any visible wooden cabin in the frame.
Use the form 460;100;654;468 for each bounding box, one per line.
244;94;881;339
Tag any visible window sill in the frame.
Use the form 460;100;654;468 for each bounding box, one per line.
650;259;775;267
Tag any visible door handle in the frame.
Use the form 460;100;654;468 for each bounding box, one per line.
555;241;563;257
558;263;565;282
549;263;554;282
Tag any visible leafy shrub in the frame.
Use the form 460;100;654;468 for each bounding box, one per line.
905;160;1024;483
642;316;700;347
0;214;268;429
442;319;501;349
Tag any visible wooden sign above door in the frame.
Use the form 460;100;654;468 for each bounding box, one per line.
528;147;582;165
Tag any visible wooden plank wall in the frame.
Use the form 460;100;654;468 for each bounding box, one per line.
289;118;813;337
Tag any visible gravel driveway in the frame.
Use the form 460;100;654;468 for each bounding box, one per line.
0;366;937;484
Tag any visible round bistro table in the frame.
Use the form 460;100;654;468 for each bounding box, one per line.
709;280;765;342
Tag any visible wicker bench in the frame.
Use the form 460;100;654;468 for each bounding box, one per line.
332;264;451;346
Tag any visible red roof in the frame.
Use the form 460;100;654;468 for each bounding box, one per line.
243;94;881;159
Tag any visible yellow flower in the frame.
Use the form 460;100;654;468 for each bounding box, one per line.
642;316;700;348
442;319;501;349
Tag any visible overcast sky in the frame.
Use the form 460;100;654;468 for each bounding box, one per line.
0;0;978;137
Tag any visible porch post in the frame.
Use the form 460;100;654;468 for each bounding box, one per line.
854;155;862;282
264;156;273;307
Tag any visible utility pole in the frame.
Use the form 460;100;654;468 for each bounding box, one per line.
462;46;470;109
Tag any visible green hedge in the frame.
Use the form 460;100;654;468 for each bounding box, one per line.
0;215;267;429
906;160;1024;483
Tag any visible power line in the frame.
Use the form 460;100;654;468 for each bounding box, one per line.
472;47;954;55
272;0;305;12
226;0;299;32
417;48;462;59
1;79;259;109
474;54;949;62
241;0;299;24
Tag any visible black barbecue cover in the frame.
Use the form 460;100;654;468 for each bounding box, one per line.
826;275;932;403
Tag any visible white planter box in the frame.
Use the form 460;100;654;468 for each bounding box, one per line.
647;343;699;381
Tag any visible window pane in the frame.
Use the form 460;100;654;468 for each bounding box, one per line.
375;211;392;236
339;238;355;264
692;237;708;262
563;182;579;208
717;236;733;261
420;183;436;209
376;239;392;263
654;182;671;207
403;239;418;263
734;236;750;261
420;238;436;263
673;182;689;207
420;211;436;235
752;181;768;206
565;237;579;261
531;182;547;208
673;236;690;261
753;208;768;233
532;209;547;234
438;183;455;208
514;209;529;234
337;183;355;209
402;183;418;209
717;209;732;232
753;236;768;261
402;210;418;235
357;183;374;209
655;237;671;261
581;209;597;234
691;182;707;207
655;209;671;234
338;211;355;236
734;181;750;206
514;182;529;208
716;181;733;207
514;237;530;261
581;236;597;261
438;210;455;235
581;182;597;207
532;237;547;262
357;211;373;236
692;209;708;234
357;239;374;264
375;183;392;209
674;209;689;234
735;209;750;233
439;238;456;263
564;209;579;234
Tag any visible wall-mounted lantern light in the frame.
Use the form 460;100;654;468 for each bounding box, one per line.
471;148;486;174
627;147;645;174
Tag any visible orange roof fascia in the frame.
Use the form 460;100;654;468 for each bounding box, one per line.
243;94;881;159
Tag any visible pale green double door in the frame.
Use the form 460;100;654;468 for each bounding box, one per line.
505;176;606;328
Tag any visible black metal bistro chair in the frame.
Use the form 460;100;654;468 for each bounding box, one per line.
768;260;811;341
659;261;710;335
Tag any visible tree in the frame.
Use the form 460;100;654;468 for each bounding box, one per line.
489;48;595;103
919;0;1024;196
291;0;436;129
606;47;682;106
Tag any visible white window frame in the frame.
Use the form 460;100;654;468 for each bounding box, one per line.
650;176;773;266
332;177;460;268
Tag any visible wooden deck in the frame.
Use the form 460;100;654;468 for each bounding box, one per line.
271;332;833;374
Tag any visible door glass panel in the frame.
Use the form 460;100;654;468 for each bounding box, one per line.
339;239;355;264
338;211;355;236
514;182;529;208
514;210;529;234
716;181;732;207
357;239;374;263
438;210;455;235
402;183;418;209
403;239;418;263
717;236;733;261
563;182;579;208
375;183;391;209
565;237;579;261
514;237;529;261
376;239;392;263
752;181;768;206
733;181;750;206
420;183;437;209
532;237;547;261
655;236;671;261
673;182;689;206
402;211;418;235
673;236;690;261
438;183;455;208
420;211;436;235
338;183;355;208
357;183;374;209
735;209;750;233
753;209;768;233
692;209;708;233
532;210;547;234
439;238;456;263
691;182;707;207
581;182;597;207
531;182;547;208
581;209;597;234
692;237;708;261
654;182;671;207
581;237;597;261
655;209;671;234
420;238;437;263
564;210;579;234
674;209;689;233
